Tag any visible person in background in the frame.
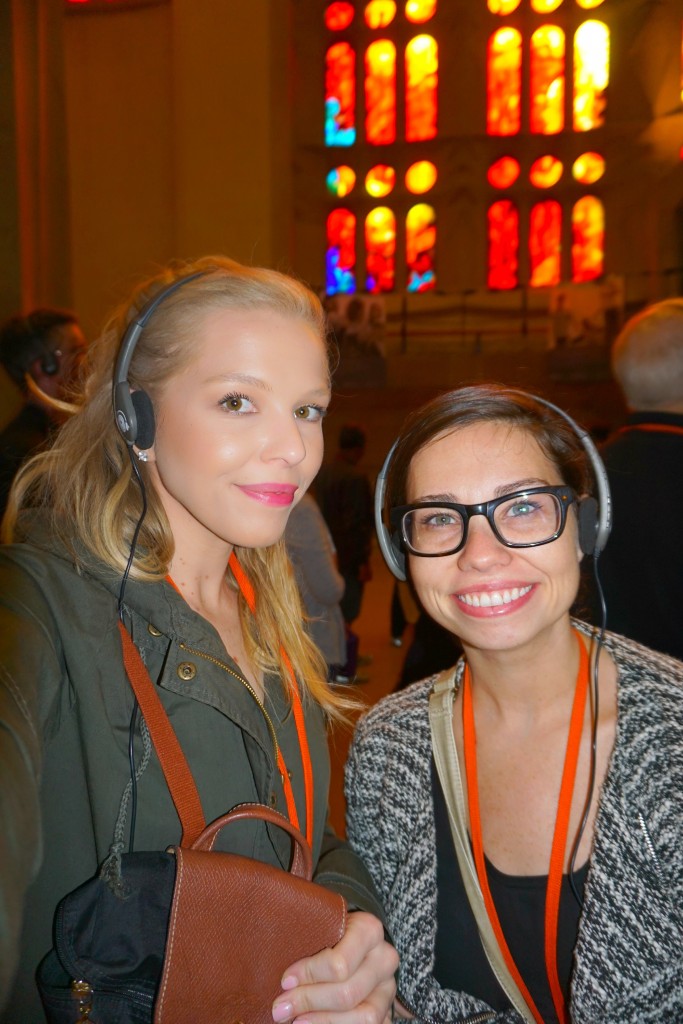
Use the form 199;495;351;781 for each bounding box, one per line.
284;491;349;683
0;256;397;1021
346;384;682;1023
315;423;374;674
585;297;683;660
0;308;87;518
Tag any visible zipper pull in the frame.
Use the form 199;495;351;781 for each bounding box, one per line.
71;979;95;1021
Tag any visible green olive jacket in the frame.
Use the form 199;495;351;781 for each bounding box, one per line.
0;514;383;1022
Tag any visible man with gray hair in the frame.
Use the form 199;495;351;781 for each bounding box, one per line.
590;297;683;660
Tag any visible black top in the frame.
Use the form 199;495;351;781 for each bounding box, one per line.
432;759;587;1023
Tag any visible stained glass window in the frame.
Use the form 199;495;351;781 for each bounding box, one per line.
572;152;605;184
406;160;437;193
326;43;356;146
366;164;396;197
530;26;565;135
366;208;396;292
487;0;521;13
576;0;605;8
529;155;563;187
574;21;609;131
365;1;397;29
327;166;357;197
325;2;355;30
488;156;520;188
529;200;562;286
406;204;436;291
487;29;522;136
488;201;519;290
531;0;563;12
366;40;397;144
406;35;438;141
327;209;356;294
405;0;436;23
572;196;604;281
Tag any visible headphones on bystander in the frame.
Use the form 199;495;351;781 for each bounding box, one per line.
375;391;612;582
113;271;207;450
39;349;61;377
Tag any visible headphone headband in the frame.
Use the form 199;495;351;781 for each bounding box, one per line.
375;389;612;581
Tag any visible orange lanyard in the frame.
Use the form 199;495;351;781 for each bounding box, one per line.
165;554;314;848
462;631;589;1024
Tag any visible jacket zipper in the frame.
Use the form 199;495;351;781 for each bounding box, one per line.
637;810;662;881
178;642;281;770
396;991;496;1024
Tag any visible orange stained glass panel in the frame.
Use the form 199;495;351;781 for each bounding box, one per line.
576;0;605;8
365;1;397;29
531;0;563;11
530;155;563;187
365;207;396;293
487;200;519;290
529;200;562;287
326;43;356;145
572;196;604;282
327;166;357;197
325;2;355;30
574;21;609;131
488;156;520;188
366;40;397;144
488;0;521;13
406;160;437;193
405;0;436;24
326;209;356;294
530;26;565;134
572;151;605;184
487;28;522;136
406;204;436;292
406;35;438;142
366;164;396;197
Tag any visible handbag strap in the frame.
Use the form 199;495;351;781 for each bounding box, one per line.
429;671;536;1024
118;619;206;847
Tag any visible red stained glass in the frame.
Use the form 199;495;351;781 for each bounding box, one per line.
530;26;565;135
529;155;563;187
366;40;397;144
366;207;396;292
406;35;438;142
326;43;356;145
325;2;355;30
406;204;436;292
572;196;604;282
529;200;562;287
487;29;522;136
488;200;519;289
327;209;357;294
488;156;520;188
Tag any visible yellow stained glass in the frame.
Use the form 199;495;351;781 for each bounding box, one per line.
531;0;563;11
366;207;396;293
487;28;522;136
488;200;519;290
365;1;396;29
325;2;355;31
574;21;609;131
405;0;436;24
406;35;438;142
572;152;605;184
406;160;437;194
327;166;357;197
365;40;397;144
529;200;562;287
406;204;436;292
572;196;604;282
530;26;565;135
366;164;396;197
530;155;563;187
488;156;520;188
488;0;521;13
576;0;605;8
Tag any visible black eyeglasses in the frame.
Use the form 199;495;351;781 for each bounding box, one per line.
391;486;577;558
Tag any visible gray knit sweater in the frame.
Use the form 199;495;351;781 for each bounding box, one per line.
345;623;683;1023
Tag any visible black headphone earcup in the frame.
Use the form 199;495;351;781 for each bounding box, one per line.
131;390;156;450
40;352;60;376
578;496;599;556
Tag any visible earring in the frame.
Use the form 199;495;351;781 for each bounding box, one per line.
136;449;149;463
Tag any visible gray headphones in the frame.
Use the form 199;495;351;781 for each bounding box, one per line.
375;390;612;581
113;271;207;449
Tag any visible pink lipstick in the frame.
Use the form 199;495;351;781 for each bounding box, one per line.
237;483;297;507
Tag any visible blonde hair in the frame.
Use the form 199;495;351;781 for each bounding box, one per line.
611;298;683;411
4;255;356;719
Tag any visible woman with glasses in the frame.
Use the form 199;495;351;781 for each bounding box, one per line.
345;384;682;1024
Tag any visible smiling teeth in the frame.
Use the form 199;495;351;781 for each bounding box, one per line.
458;585;533;608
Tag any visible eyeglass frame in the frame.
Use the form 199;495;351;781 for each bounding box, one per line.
390;485;578;558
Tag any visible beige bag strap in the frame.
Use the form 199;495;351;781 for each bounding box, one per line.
429;670;536;1024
